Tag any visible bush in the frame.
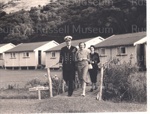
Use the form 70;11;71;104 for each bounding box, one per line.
25;78;45;88
7;85;14;90
0;74;80;99
128;72;146;102
25;75;69;97
7;84;19;90
103;60;146;103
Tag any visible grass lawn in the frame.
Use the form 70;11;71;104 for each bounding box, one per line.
0;69;62;89
0;97;146;113
0;68;93;89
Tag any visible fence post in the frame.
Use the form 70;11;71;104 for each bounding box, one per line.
62;80;65;93
38;89;41;100
47;68;53;97
97;64;104;100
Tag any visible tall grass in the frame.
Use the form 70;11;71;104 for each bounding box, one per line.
103;59;146;103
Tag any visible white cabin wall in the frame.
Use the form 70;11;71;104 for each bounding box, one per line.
46;51;60;68
96;46;137;65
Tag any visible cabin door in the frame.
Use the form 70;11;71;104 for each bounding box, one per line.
38;50;42;65
136;44;146;70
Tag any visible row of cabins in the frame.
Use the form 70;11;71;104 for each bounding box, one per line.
0;32;147;70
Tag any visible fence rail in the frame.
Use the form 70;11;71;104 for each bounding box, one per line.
46;60;112;100
0;58;125;100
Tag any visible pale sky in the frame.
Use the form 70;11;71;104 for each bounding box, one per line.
1;0;51;13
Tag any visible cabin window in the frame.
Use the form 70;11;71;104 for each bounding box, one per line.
99;48;106;57
10;53;16;58
0;54;3;59
101;48;105;55
51;52;56;58
117;47;127;55
23;52;29;57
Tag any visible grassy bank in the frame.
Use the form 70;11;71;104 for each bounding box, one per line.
0;97;146;113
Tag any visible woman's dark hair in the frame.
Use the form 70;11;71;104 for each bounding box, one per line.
90;45;95;50
79;42;86;48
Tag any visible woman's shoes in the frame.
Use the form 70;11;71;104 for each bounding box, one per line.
81;93;85;97
90;88;93;92
94;86;98;90
90;87;97;92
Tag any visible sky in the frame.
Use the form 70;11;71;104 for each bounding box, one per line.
0;0;51;13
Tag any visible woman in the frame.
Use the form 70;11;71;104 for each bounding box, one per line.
75;42;90;96
89;45;100;92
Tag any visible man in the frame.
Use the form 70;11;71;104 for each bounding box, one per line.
59;36;77;96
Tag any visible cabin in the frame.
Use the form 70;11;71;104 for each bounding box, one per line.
95;32;146;70
0;43;16;68
4;41;59;69
45;36;104;68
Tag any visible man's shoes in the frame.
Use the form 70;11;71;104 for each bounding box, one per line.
68;92;73;97
68;94;72;97
68;93;72;97
90;88;93;92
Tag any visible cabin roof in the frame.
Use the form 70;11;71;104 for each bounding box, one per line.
45;36;104;52
46;38;95;52
95;32;146;48
5;41;51;52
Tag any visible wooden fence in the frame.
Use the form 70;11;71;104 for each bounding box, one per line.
46;63;106;100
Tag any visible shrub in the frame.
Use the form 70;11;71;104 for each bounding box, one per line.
8;84;14;90
128;72;146;102
7;84;19;90
25;75;69;97
103;60;146;103
0;74;80;99
25;78;46;88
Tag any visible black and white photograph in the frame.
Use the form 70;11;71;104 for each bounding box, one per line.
0;0;148;113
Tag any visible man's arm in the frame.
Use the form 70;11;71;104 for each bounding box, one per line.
73;47;78;62
59;48;63;63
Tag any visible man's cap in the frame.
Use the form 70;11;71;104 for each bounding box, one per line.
64;35;73;41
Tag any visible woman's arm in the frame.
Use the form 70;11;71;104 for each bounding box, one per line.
94;53;100;64
87;51;91;62
75;50;83;62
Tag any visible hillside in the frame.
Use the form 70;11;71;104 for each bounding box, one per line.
0;0;146;44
